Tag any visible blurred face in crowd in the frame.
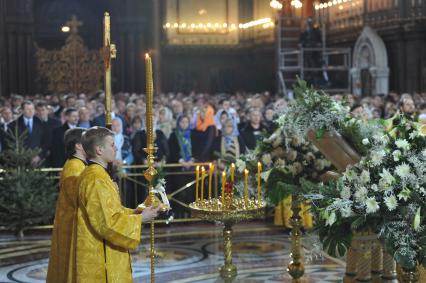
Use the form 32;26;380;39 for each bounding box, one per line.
111;119;121;134
125;104;136;119
220;111;228;126
96;104;105;116
265;109;274;122
345;94;355;107
222;100;230;110
178;116;189;130
22;103;35;119
372;96;384;108
223;121;234;136
274;99;287;113
183;98;193;112
132;118;142;131
66;110;79;126
35;105;49;121
159;109;167;123
249;110;262;126
400;98;415;114
117;100;126;114
66;96;76;108
385;102;397;118
171;100;183;115
351;105;366;119
1;107;13;122
79;107;91;122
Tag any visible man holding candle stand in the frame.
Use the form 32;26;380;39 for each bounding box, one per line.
72;126;162;282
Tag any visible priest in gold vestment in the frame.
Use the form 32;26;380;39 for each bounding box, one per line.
47;128;87;283
75;127;160;283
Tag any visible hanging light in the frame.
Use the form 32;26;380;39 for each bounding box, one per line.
270;0;283;10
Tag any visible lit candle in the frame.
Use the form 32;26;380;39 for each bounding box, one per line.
208;163;214;200
201;166;206;202
221;171;226;207
145;53;154;146
195;165;200;205
231;163;235;182
244;169;249;207
257;161;262;205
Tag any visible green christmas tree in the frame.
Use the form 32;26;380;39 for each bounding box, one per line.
0;128;57;238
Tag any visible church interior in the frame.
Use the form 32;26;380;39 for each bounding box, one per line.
1;0;426;282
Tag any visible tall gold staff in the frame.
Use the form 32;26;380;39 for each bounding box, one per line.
143;53;160;283
103;12;116;129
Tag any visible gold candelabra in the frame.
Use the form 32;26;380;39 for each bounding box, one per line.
189;176;266;281
287;195;304;283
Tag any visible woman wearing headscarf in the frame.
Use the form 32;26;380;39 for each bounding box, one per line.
212;119;245;170
168;115;195;217
157;106;174;139
111;117;133;166
192;104;217;162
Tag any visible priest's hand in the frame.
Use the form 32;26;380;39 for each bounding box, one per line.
141;205;161;222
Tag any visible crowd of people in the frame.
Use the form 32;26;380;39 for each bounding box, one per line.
0;90;425;212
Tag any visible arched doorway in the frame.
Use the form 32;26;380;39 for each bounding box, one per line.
351;27;389;96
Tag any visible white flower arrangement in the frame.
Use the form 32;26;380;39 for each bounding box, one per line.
311;115;426;270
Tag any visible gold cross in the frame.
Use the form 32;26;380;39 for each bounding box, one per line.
65;15;83;34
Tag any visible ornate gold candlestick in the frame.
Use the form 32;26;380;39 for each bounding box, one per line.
287;195;304;282
102;12;116;129
190;197;266;281
143;53;168;283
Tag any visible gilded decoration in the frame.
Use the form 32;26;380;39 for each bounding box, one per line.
35;15;103;95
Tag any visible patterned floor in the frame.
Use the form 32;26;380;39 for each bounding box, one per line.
0;222;345;283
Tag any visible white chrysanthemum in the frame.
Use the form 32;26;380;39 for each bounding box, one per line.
422;149;426;157
304;152;315;162
261;154;272;166
274;158;285;167
354;186;368;202
371;150;385;165
398;188;411;202
366;197;380;213
325;211;337;226
395;139;410;150
340;206;353;217
260;170;271;182
379;168;395;187
395;163;411;178
360;170;370;184
314;159;326;171
371;184;379;192
409;131;418;140
362;138;369;145
340;186;351;200
287;150;297;161
236;159;246;173
392;150;401;162
384;195;398;211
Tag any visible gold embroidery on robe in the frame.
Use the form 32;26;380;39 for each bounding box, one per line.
75;164;142;283
47;158;86;283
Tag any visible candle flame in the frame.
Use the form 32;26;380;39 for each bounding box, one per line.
196;165;199;170
244;169;249;175
145;53;150;59
222;171;226;177
231;163;235;168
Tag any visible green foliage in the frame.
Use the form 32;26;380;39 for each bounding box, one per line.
0;129;57;235
317;220;352;258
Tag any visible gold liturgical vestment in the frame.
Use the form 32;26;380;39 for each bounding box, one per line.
47;158;86;283
75;163;142;283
